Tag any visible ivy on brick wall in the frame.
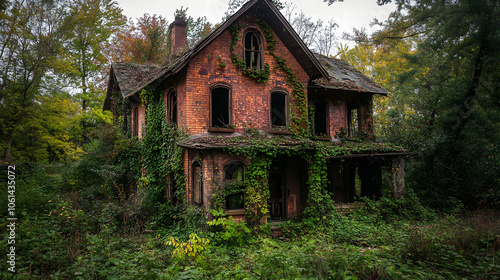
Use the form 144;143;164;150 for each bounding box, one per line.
140;90;186;206
229;18;309;137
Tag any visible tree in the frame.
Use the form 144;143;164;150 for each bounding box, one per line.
104;13;170;64
343;0;500;208
0;0;70;162
62;0;124;143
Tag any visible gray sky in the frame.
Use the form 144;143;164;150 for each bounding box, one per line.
115;0;396;49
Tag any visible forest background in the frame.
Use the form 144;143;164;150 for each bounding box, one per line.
0;0;499;278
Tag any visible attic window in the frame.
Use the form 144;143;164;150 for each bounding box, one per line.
347;103;361;138
270;91;287;128
244;30;263;70
313;101;329;137
211;86;231;128
166;89;177;124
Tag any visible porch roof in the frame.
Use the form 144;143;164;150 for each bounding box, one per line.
177;135;406;158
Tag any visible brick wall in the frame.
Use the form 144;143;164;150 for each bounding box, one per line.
181;15;310;136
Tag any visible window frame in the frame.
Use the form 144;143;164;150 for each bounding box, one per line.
269;90;289;129
224;161;245;210
132;107;139;137
210;84;232;128
313;100;329;137
243;29;264;70
347;102;361;138
192;161;203;206
166;88;177;124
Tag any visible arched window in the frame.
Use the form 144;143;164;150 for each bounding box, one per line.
211;86;231;128
166;89;177;124
313;101;328;137
192;162;203;206
347;103;361;138
270;91;287;128
224;162;245;210
132;107;139;137
244;30;263;70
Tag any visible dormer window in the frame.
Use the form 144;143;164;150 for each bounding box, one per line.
347;103;361;138
313;100;329;137
244;30;263;70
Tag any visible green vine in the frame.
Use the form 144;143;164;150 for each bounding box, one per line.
229;23;271;83
141;90;186;207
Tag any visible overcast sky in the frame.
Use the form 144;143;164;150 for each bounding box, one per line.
115;0;396;49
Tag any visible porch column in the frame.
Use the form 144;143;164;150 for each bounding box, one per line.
392;156;406;197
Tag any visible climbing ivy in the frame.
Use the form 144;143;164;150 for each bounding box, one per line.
141;90;186;207
229;18;310;137
229;23;271;83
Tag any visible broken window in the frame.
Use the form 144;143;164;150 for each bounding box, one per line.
225;162;245;210
313;100;328;136
166;88;177;124
192;162;203;206
347;103;361;138
132;107;139;137
244;31;263;70
270;91;287;128
211;86;231;128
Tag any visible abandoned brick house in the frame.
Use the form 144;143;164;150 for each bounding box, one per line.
104;0;406;221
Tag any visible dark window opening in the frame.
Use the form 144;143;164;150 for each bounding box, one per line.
167;89;177;124
225;163;245;210
244;31;263;70
133;107;139;137
314;101;328;136
211;87;230;128
192;162;203;206
271;91;287;128
166;174;177;204
347;103;360;138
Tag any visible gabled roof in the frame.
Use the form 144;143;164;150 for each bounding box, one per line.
110;63;163;98
108;0;329;99
311;53;388;95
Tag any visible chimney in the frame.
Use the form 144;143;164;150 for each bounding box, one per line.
169;15;187;56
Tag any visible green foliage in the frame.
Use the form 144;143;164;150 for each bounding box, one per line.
141;94;186;208
166;233;211;265
207;209;252;246
229;23;271;83
341;0;500;210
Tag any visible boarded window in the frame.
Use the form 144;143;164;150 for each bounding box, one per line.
192;162;203;206
225;163;244;210
133;107;139;137
244;31;263;70
314;101;328;136
271;91;287;127
211;87;230;127
167;89;177;124
347;103;360;138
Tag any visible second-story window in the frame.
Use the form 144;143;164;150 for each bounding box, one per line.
244;30;263;70
347;103;361;138
132;107;139;137
313;101;329;137
211;86;231;128
270;91;287;128
166;88;177;124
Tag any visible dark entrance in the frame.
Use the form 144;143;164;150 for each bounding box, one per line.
269;171;285;220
